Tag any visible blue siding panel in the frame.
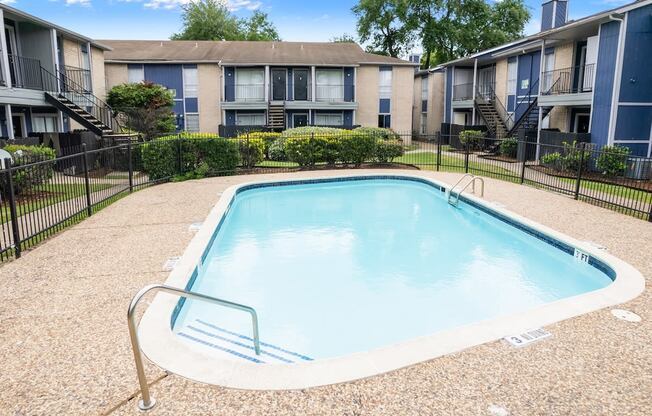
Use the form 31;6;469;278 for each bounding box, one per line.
343;110;353;127
590;21;621;147
185;98;198;113
225;67;235;102
344;67;355;102
379;98;390;114
614;106;652;141
541;2;554;31
144;64;184;99
555;1;567;28
619;4;652;103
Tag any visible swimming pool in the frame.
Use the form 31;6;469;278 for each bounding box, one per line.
139;173;644;389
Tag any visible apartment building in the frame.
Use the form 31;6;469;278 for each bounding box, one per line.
416;0;652;156
102;40;417;135
0;4;112;139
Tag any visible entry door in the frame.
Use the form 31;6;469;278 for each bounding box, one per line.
5;25;19;86
575;114;590;134
293;69;309;101
293;113;308;128
12;115;25;138
271;69;286;101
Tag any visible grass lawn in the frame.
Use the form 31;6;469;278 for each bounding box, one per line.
558;177;652;205
395;151;515;178
256;160;300;168
1;182;113;223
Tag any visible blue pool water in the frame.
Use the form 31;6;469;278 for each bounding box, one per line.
173;178;613;363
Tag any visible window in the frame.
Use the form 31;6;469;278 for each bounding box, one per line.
235;68;264;101
421;76;428;101
32;114;59;133
542;52;555;93
80;44;91;70
379;68;392;99
185;114;199;132
128;65;144;83
378;114;391;128
315;69;344;101
236;113;265;126
420;113;427;135
315;113;343;126
507;59;517;96
183;67;198;98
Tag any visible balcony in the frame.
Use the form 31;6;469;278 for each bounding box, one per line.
542;64;595;95
452;83;474;101
6;54;44;90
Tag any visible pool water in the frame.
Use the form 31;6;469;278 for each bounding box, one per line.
173;178;613;362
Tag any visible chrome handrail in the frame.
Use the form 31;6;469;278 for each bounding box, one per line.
448;174;484;206
127;283;261;411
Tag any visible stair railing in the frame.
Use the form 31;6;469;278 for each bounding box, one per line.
40;65;122;133
505;78;540;135
474;83;509;137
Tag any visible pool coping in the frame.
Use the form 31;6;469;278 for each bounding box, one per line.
137;172;645;390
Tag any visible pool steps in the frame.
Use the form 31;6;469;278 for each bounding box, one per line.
177;318;313;364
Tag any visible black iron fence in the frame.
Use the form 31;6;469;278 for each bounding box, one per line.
1;132;650;262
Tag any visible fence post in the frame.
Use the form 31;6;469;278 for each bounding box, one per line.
573;142;585;200
519;141;527;184
82;143;92;216
4;159;21;258
127;139;134;193
436;133;441;171
464;142;469;173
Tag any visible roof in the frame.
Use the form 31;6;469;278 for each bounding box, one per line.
431;0;651;70
101;40;417;66
0;4;111;51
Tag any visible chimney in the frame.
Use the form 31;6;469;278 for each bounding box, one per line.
541;0;568;32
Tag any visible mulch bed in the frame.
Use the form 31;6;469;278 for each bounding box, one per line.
477;154;519;163
529;165;652;192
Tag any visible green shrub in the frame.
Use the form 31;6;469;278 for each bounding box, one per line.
268;137;288;161
353;127;399;140
374;139;404;163
459;130;485;149
237;131;281;158
141;134;240;180
280;126;345;138
338;132;376;166
0;145;57;196
560;141;591;171
596;145;630;176
540;152;562;169
284;135;331;167
499;138;518;158
235;137;265;169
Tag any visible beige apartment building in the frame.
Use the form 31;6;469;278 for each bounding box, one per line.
102;40;417;137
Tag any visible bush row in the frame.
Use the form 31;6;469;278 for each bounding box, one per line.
0;145;56;196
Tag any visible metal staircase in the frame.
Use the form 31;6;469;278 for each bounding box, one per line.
474;88;509;138
40;66;119;136
267;101;285;130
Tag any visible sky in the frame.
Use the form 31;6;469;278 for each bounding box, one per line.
1;0;634;48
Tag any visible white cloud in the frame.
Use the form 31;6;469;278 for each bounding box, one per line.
120;0;261;11
0;0;16;5
65;0;91;5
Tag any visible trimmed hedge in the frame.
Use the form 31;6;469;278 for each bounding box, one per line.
141;134;239;180
236;131;281;159
0;145;56;196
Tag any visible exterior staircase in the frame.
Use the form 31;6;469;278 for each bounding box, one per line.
475;97;509;138
267;101;285;130
45;92;114;136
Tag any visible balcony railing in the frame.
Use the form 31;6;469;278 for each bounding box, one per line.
452;83;474;101
542;64;595;95
7;54;44;90
476;82;496;101
63;65;92;93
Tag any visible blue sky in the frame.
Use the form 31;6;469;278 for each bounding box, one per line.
2;0;633;47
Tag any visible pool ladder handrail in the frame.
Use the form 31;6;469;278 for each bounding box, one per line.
127;283;261;411
448;174;484;206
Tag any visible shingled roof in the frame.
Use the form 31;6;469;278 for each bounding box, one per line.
101;40;416;66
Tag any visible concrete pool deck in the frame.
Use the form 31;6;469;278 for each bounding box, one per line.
0;169;650;415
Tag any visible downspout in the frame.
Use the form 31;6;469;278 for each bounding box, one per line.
217;59;224;128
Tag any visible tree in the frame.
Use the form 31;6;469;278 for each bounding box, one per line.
171;0;280;41
352;0;413;58
407;0;530;67
331;33;357;43
241;11;281;41
107;82;176;139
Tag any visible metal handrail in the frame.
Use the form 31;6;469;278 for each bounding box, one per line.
448;174;484;206
127;283;261;411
